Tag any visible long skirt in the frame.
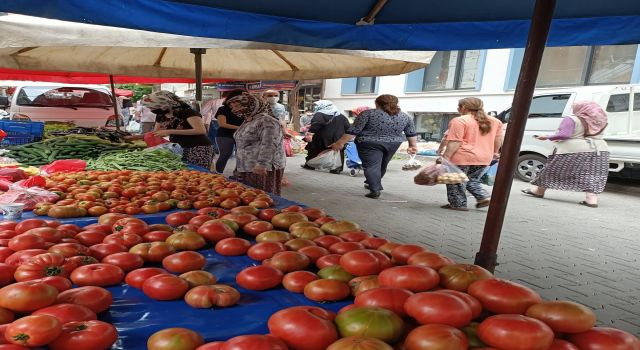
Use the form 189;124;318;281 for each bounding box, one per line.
531;151;609;194
237;168;285;195
182;145;214;169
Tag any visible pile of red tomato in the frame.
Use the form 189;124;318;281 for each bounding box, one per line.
0;194;637;349
34;170;275;218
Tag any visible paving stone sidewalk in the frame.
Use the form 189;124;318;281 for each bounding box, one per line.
270;154;640;335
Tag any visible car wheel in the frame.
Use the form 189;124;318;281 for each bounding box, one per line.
516;154;546;182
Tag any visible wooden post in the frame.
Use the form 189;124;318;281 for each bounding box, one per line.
108;74;120;131
288;82;302;131
190;48;207;112
474;0;557;271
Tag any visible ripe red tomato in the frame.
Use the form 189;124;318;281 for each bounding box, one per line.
147;328;204;350
247;242;286;261
359;237;389;250
88;243;128;260
407;251;456;270
404;324;468;350
24;227;62;243
49;320;118;350
0;307;13;325
143;230;173;242
378;265;440;292
112;218;148;235
377;242;400;256
184;284;241;309
264;251;311;273
525;300;596;333
340;250;389;276
298;246;329;264
329;242;365;254
548;339;580;350
335;306;405;344
0;222;17;232
8;234;46;251
179;271;217;288
438;264;493;292
221;334;288;350
304;279;351;302
48;243;89;258
390;244;426;264
14;219;47;234
338;231;370;242
271;212;309;230
404;291;473;328
166;231;207;251
215;238;251;256
81;223;113;235
348;275;380;296
70;263;124;287
57;286;112;313
5;314;61;347
477;314;554;350
14;252;73;281
102;252;144;272
433;289;482;320
33;303;96;324
316;254;343;269
74;231;108;246
4;249;47;267
222;213;257;227
313;235;344;249
162;251;206;273
165;212;197;227
0;248;13;263
236;265;283;291
283;271;319;293
468;278;542;315
242;221;274;237
326;336;393;350
189;215;217;228
67;255;99;268
125;267;169;289
0;281;58;313
0;264;15;287
142;274;189;300
258;208;280;221
268;306;338;350
103;232;143;248
284;238;316;251
567;327;640;350
354;287;413;317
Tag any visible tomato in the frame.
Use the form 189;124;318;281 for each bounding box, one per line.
67;255;99;267
57;286;112;313
360;237;389;250
378;265;440;292
271;212;309;230
81;223;113;235
407;251;456;270
33;303;96;324
166;232;207;251
147;328;204;350
5;314;61;347
143;274;189;300
24;227;62;243
162;251;206;273
148;224;174;232
258;209;280;221
189;215;217;228
468;278;541;315
404;291;473;328
329;242;365;254
256;230;291;243
236;265;283;291
31;276;73;292
268;306;338;350
14;219;47;234
304;279;351;302
548;339;580;350
166;212;197;227
0;308;13;325
221;334;288;350
112;218;148;235
291;226;324;240
282;271;319;293
0;223;16;232
98;214;129;227
70;263;124;287
477;315;554;350
284;238;316;251
242;221;274;237
88;206;109;216
297;246;329;264
130;242;176;262
179;271;217;288
264;251;311;273
316;254;343;269
0;265;14;287
0;281;58;312
247;242;286;261
524;300;596;334
215;238;251;256
48;243;89;258
222;213;257;227
335;306;404;343
438;264;493;292
102;252;144;272
390;244;426;264
339;231;371;242
354;287;413;317
0;344;30;350
433;289;482;320
14;252;73;281
568;327;640;350
143;231;174;242
8;234;46;251
125;267;169;289
340;250;388;276
184;284;241;309
196;342;225;350
89;243;128;260
0;248;13;263
300;208;325;220
103;232;143;248
318;265;355;282
321;220;360;235
75;231;108;246
348;275;380;296
49;320;118;350
404;324;468;350
326;336;393;350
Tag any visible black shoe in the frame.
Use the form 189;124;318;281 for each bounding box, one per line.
364;183;370;190
365;191;380;199
330;168;342;174
300;164;315;170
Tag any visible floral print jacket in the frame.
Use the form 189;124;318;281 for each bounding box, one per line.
233;113;286;172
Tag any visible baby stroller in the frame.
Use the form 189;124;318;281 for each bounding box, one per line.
345;141;363;176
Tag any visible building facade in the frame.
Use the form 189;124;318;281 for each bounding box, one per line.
324;45;640;141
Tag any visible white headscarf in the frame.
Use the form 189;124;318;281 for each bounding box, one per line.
313;100;341;117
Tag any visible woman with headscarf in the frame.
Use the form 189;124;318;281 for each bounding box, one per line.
302;100;351;174
142;91;213;169
227;93;286;195
522;101;609;208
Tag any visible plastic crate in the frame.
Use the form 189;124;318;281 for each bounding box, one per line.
0;120;45;139
0;135;36;146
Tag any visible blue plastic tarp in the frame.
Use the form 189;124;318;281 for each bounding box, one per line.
1;0;640;50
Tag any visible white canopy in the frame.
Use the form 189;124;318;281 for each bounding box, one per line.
0;15;433;80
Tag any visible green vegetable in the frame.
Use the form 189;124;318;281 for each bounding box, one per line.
86;149;186;171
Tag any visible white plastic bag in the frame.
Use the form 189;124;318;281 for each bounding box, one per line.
145;143;184;156
414;158;468;186
402;154;423;171
307;150;342;171
126;120;141;133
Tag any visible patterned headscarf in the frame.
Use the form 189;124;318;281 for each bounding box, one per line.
226;93;274;121
352;106;371;117
572;101;608;136
142;91;186;111
313;100;341;117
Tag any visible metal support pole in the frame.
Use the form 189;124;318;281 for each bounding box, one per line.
190;48;207;112
108;74;120;131
474;0;556;271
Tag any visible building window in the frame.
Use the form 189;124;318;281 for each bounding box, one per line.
537;47;589;87
356;77;377;94
588;45;637;84
422;50;481;91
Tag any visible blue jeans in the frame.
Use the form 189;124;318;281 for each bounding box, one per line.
215;136;235;173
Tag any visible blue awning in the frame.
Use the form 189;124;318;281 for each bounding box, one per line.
1;0;639;51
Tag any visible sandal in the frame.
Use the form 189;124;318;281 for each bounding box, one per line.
579;201;598;208
476;199;491;208
521;189;543;198
440;204;469;211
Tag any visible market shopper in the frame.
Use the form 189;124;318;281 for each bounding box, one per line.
263;90;287;121
440;97;503;211
135;95;157;134
228;93;286;195
142;91;213;169
302;100;351;174
213;89;245;174
522;101;609;208
331;94;418;199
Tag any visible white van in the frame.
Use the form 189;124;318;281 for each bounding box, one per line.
0;84;119;128
498;85;640;181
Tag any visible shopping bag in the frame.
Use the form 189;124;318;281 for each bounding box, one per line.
126;120;141;133
307;150;342;171
145;143;184;156
402;154;423;171
143;132;168;147
414;158;468;186
481;161;498;186
0;183;59;210
40;159;87;175
283;139;294;157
